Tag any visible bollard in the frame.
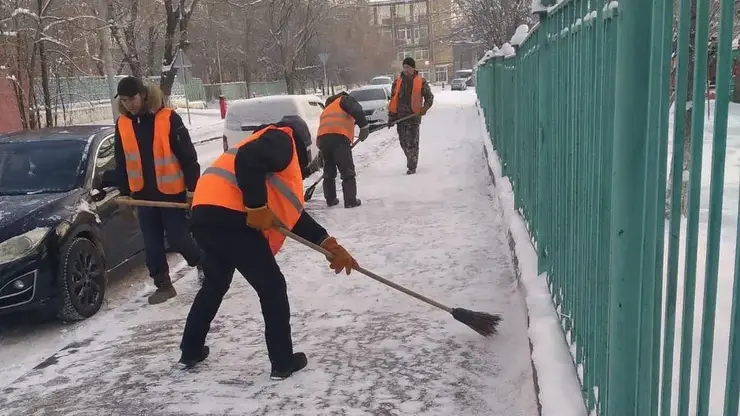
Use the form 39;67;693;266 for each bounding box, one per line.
219;95;227;119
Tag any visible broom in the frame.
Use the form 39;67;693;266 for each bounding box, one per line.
303;112;422;202
115;197;502;336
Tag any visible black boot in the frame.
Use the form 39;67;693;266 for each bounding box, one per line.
148;272;177;305
323;178;338;207
179;345;210;369
270;352;308;380
342;177;361;208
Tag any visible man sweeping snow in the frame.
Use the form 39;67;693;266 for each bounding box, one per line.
388;57;434;175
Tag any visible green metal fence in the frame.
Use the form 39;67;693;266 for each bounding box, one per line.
476;0;739;415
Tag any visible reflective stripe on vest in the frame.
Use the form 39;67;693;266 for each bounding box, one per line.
191;125;304;255
388;76;423;114
317;98;355;141
117;108;186;194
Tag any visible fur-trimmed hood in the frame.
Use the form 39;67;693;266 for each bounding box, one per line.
117;83;166;116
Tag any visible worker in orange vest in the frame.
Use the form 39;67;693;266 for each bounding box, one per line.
104;77;204;305
317;92;369;208
388;57;434;175
178;116;359;381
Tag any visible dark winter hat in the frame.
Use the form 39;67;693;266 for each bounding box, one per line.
402;57;416;69
115;76;146;98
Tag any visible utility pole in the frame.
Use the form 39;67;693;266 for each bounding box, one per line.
98;0;118;122
216;39;223;83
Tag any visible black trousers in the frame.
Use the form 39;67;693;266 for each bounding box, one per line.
136;206;201;280
318;135;358;204
180;225;294;369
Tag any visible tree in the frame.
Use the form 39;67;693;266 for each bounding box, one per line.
160;0;200;99
453;0;533;47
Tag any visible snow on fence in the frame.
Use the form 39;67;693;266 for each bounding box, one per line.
477;0;739;415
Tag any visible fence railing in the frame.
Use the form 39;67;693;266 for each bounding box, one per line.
476;0;739;415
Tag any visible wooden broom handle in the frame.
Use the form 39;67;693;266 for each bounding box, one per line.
114;197;453;313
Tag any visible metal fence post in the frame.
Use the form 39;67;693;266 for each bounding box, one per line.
606;0;653;414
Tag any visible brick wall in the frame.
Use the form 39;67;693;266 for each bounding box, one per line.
0;69;23;134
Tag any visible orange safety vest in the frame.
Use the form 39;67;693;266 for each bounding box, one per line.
191;125;304;255
388;76;423;114
317;98;355;142
117;108;186;194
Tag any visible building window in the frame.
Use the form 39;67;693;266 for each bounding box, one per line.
395;4;410;22
414;25;428;43
396;27;410;40
378;6;391;25
413;48;429;60
436;65;448;83
381;27;392;39
413;2;427;19
398;50;412;62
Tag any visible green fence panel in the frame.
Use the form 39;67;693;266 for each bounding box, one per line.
476;0;739;414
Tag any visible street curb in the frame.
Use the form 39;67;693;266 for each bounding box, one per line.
477;101;587;416
480;140;543;416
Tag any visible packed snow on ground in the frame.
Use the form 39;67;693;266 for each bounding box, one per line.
660;101;740;415
476;100;587;416
0;89;537;415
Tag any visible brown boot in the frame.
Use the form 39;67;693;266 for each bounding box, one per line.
148;273;177;305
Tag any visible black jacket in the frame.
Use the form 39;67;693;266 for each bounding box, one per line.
104;85;200;202
317;93;369;146
191;124;328;246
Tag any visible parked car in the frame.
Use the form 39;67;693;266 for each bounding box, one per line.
454;69;475;86
349;85;392;130
222;95;324;172
451;78;468;91
370;76;393;87
0;126;146;321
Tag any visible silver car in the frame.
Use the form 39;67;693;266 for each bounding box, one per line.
349;85;391;129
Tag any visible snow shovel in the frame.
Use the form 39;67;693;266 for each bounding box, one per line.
114;197;502;337
303;113;421;202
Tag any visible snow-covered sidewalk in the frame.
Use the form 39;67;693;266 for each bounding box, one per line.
0;91;536;415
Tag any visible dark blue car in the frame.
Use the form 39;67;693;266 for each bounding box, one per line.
0;126;145;321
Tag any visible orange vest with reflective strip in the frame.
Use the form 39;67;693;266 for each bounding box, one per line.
388;76;423;114
117;108;186;194
317;98;355;142
191;125;304;255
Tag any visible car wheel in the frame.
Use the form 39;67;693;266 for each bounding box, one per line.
57;238;107;321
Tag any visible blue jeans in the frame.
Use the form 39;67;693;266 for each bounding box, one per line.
137;206;202;279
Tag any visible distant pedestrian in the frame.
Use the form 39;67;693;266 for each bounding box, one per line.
388;57;434;175
103;76;204;304
317;92;369;208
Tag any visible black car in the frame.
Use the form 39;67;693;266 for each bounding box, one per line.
0;126;145;321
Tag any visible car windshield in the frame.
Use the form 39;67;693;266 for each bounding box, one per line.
454;70;472;78
226;100;299;127
0;140;87;196
350;89;387;102
371;78;391;85
453;79;464;84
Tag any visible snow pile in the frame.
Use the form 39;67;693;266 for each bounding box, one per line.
531;0;566;13
476;48;498;68
510;25;530;47
476;99;588;416
501;43;516;58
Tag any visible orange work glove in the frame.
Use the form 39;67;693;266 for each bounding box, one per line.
245;206;277;230
320;237;359;275
419;106;429;116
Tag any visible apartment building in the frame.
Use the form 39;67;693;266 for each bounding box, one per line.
366;0;454;83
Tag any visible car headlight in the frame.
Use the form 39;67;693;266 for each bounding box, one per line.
373;107;385;115
0;227;51;265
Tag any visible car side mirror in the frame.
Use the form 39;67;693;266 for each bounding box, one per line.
90;188;107;203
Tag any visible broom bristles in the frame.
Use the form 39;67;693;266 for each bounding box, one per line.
451;308;502;337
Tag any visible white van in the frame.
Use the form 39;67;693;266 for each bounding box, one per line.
222;95;325;167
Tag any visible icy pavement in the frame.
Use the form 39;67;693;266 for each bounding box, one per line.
0;90;537;415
